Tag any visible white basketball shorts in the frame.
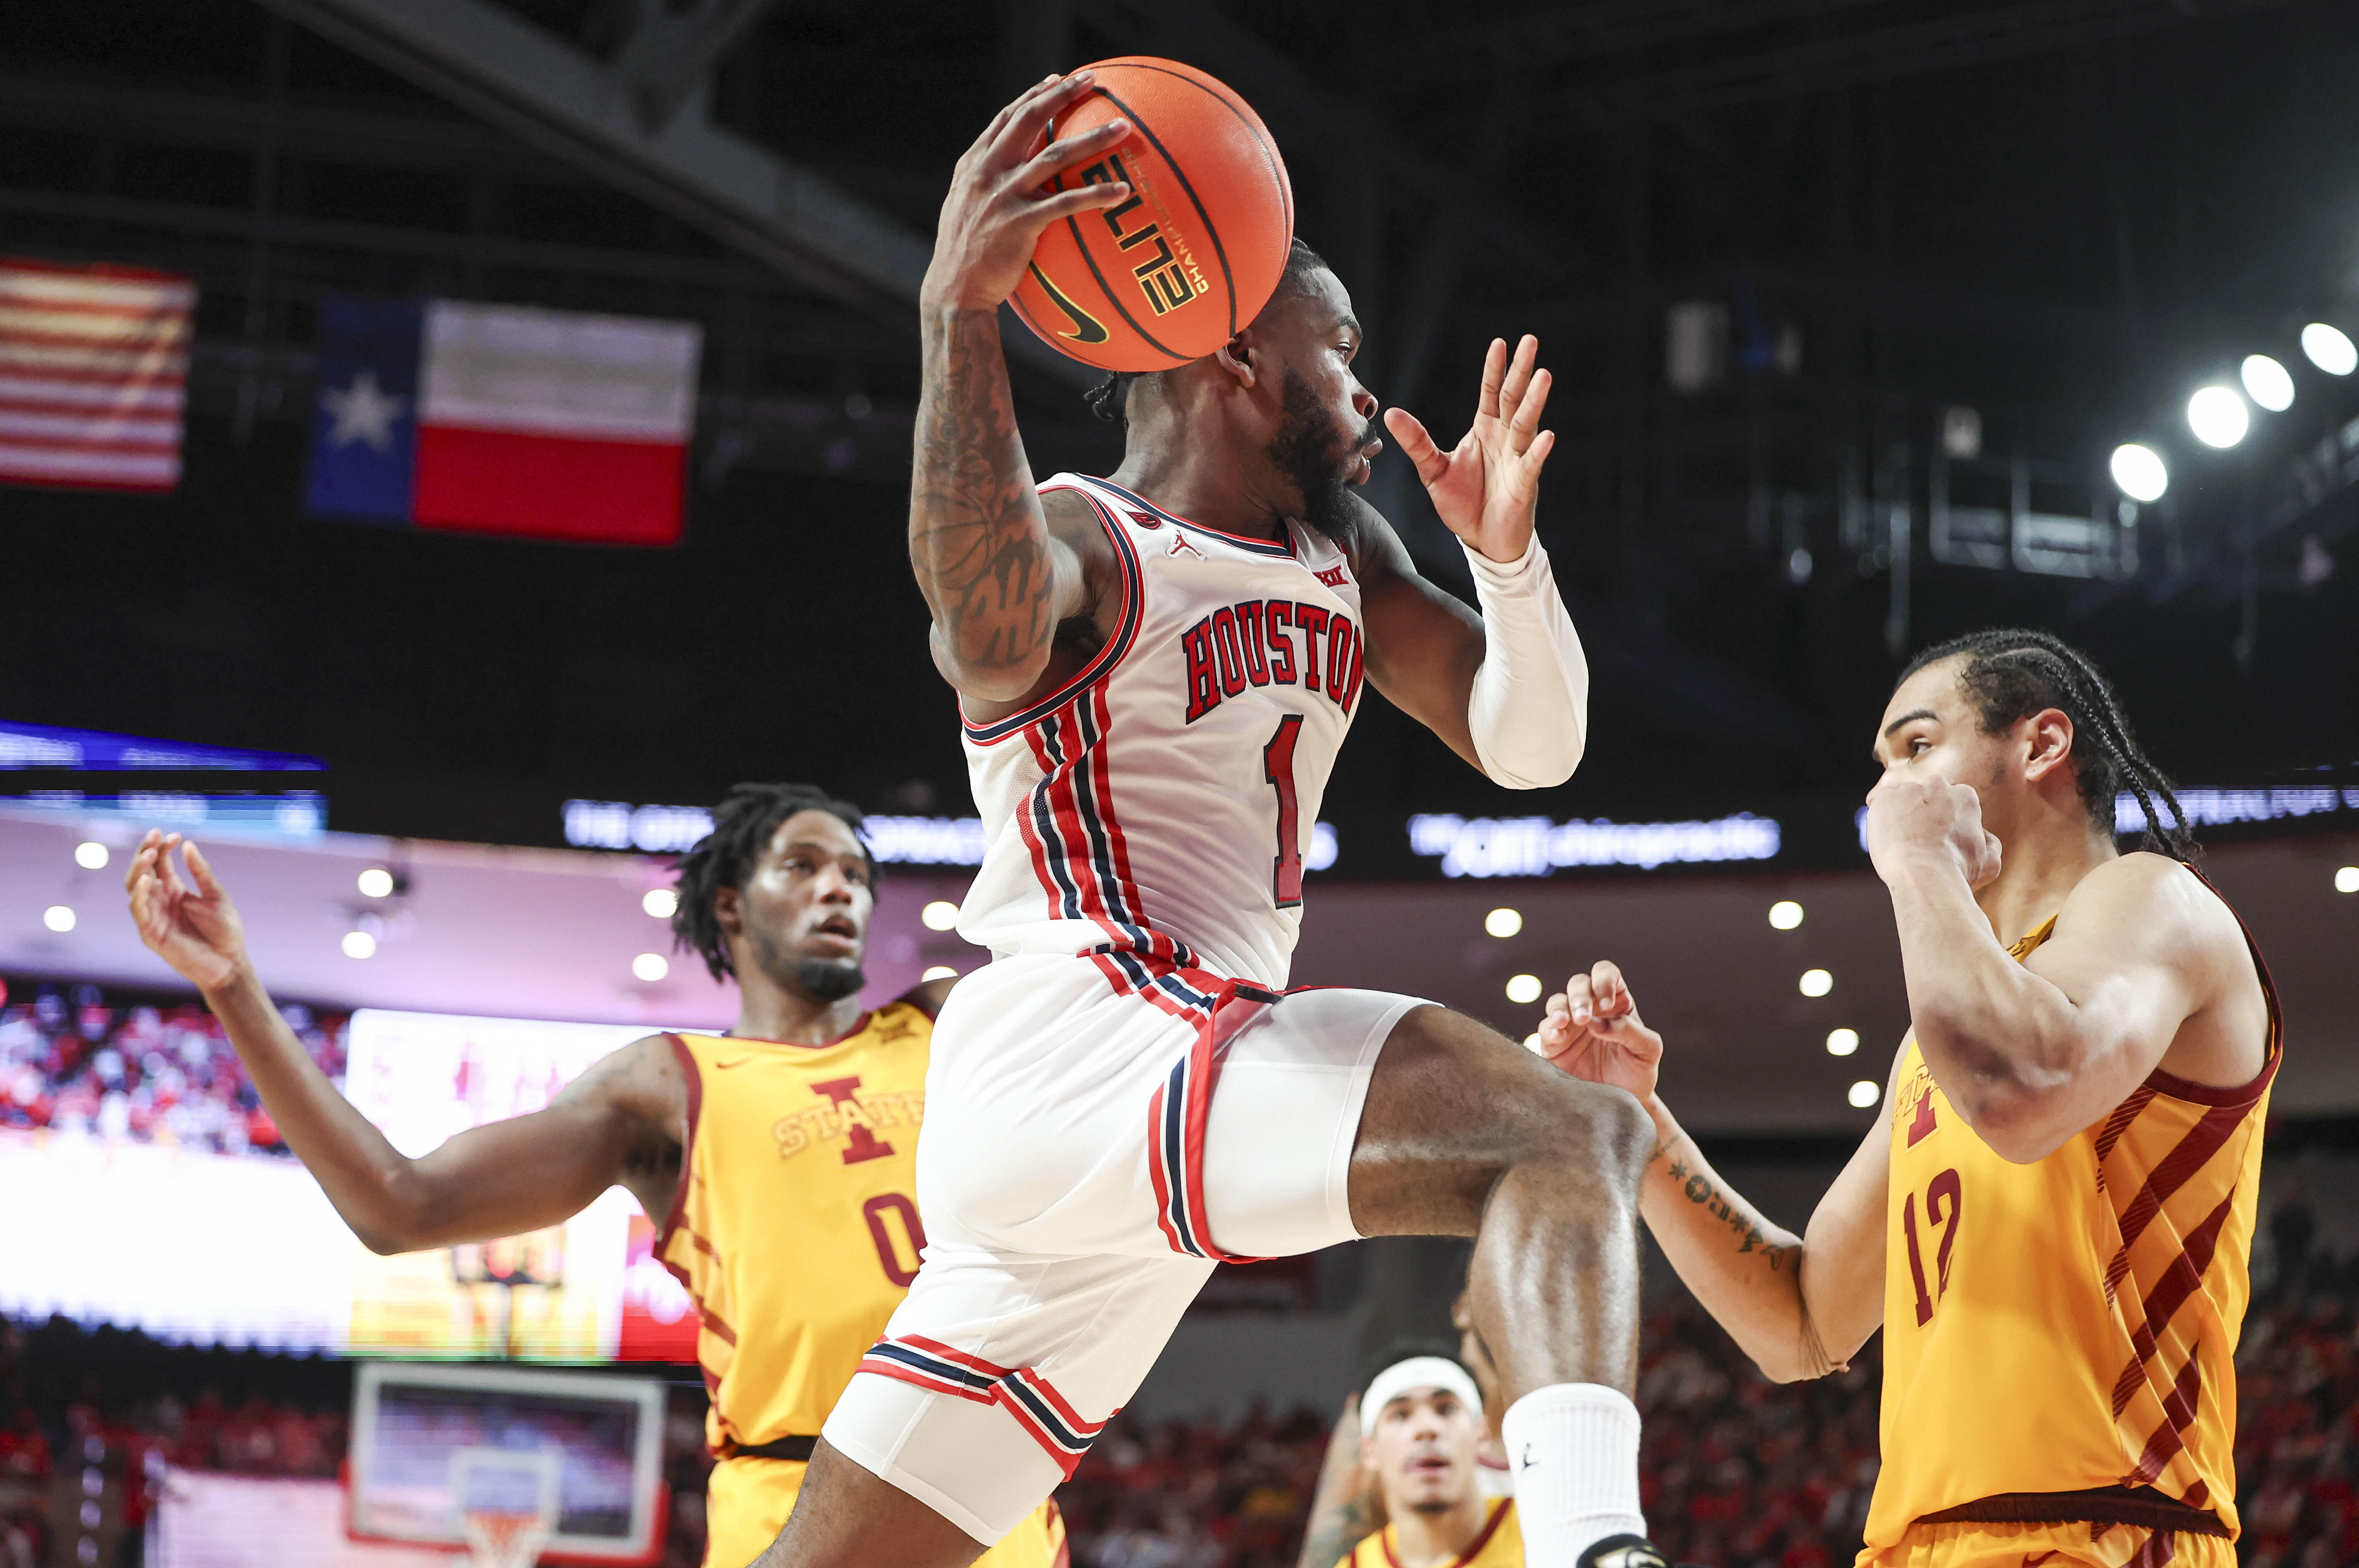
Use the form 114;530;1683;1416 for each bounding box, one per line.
820;952;1425;1543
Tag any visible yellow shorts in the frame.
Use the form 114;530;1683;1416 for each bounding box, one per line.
1857;1517;2237;1568
701;1455;1068;1568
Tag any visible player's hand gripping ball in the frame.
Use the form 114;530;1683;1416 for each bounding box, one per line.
1010;57;1295;372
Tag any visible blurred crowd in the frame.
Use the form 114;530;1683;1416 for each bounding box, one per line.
0;979;345;1156
3;1195;2355;1567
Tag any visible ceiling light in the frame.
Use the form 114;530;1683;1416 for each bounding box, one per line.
2186;386;2248;449
1826;1027;1860;1056
921;965;958;981
1522;1033;1545;1053
1485;908;1523;938
1505;973;1543;1004
2301;323;2357;376
2241;354;2295;412
74;842;108;870
1799;968;1833;997
2109;443;2168;502
356;867;394;899
642;888;677;919
43;905;76;934
341;930;376;959
631;953;669;982
921;900;961;932
2336;866;2359;893
1768;900;1803;930
1848;1079;1881;1109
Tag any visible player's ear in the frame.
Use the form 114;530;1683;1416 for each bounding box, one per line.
712;885;744;941
2023;708;2075;783
1213;331;1258;389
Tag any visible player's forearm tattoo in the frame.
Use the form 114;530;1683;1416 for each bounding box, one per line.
1666;1157;1792;1273
909;307;1054;673
1298;1495;1375;1568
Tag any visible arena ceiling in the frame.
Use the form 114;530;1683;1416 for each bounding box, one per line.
5;0;2359;831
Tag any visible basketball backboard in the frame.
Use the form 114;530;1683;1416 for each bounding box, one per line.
348;1362;667;1565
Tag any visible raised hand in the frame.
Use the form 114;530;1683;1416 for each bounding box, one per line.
125;830;248;992
1381;334;1556;564
921;71;1138;313
1535;959;1663;1102
1864;772;2004;891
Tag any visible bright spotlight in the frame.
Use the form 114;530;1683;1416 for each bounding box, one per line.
74;841;109;870
1799;968;1833;997
2186;386;2249;449
2336;866;2359;893
1505;973;1543;1005
341;929;376;959
921;964;958;981
642;888;677;919
1826;1027;1860;1057
1484;907;1524;938
1848;1080;1881;1109
1522;1033;1545;1053
2109;444;2168;502
43;905;76;933
631;952;669;982
2241;354;2295;412
921;900;961;932
356;867;394;899
1768;900;1803;930
2302;323;2357;376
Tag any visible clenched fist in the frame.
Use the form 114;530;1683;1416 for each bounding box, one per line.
1864;773;2004;890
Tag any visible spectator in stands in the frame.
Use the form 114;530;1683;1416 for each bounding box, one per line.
2271;1180;2319;1299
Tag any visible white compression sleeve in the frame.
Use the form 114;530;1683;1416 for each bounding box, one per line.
1463;535;1590;789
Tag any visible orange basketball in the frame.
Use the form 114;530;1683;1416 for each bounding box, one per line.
1011;58;1294;373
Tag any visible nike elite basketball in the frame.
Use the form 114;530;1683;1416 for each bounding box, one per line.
1011;58;1294;372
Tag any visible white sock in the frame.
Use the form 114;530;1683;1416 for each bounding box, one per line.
1498;1383;1646;1568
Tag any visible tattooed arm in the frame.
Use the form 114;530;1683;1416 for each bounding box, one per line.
1295;1395;1382;1568
1538;961;1892;1384
913;72;1136;704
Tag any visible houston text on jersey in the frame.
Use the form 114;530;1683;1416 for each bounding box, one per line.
1182;600;1365;724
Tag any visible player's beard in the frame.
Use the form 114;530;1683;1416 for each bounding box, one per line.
1266;369;1376;542
749;925;865;1002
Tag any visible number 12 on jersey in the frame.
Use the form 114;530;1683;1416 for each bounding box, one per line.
1902;1168;1963;1326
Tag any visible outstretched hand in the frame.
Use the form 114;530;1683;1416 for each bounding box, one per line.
1535;960;1663;1104
125;830;248;992
1382;335;1556;564
921;70;1140;313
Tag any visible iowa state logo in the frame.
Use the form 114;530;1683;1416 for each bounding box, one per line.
1895;1058;1942;1148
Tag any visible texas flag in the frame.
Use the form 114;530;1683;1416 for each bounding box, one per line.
305;295;701;546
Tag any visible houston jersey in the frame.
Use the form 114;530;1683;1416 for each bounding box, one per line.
957;474;1367;989
1864;874;2281;1552
659;1008;934;1453
1337;1499;1521;1568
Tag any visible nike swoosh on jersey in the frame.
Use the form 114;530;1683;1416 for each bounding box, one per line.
1028;263;1109;345
714;1056;757;1069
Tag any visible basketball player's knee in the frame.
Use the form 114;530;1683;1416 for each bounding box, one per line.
1517;1078;1653;1194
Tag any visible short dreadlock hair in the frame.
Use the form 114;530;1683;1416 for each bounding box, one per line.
1898;628;2193;860
670;782;872;981
1085;237;1337;426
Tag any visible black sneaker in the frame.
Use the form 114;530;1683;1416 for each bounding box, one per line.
1574;1535;1700;1568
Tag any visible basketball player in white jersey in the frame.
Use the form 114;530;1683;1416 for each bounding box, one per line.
757;70;1667;1568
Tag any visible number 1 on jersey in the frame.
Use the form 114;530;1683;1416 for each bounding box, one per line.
1263;715;1304;909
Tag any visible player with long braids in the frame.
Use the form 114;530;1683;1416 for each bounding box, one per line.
1541;628;2279;1568
122;783;1066;1568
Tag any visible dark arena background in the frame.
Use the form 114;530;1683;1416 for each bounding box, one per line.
5;2;2359;1566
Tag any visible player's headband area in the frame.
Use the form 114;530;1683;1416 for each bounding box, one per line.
1363;1356;1484;1421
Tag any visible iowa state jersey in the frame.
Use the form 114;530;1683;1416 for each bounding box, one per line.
1337;1499;1521;1568
659;1008;934;1453
1864;874;2281;1553
957;473;1365;989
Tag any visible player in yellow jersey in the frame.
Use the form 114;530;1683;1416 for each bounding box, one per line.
1298;1354;1522;1568
1535;629;2278;1568
121;782;1065;1568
